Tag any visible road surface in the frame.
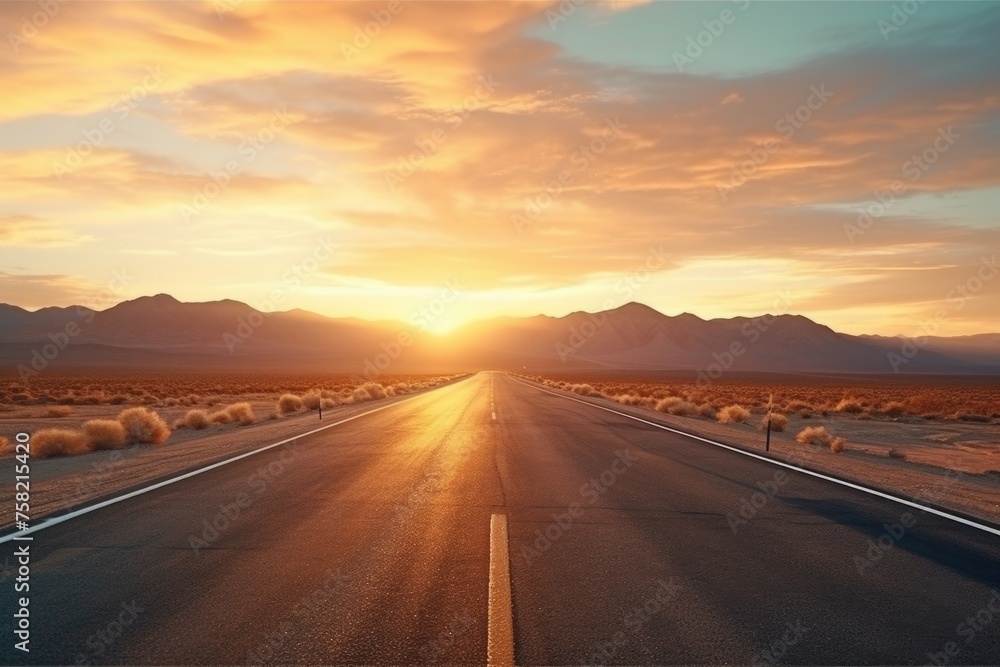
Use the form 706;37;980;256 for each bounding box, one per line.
2;372;999;665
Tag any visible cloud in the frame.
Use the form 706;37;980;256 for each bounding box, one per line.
0;1;998;333
0;215;90;247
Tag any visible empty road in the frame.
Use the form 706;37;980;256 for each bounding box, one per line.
2;372;999;665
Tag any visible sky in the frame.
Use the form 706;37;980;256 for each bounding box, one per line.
0;0;998;337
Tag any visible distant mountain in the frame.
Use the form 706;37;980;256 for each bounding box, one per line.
1;296;997;377
438;302;994;374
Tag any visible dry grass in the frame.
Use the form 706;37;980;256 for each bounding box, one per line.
717;404;750;424
301;390;322;410
118;407;171;445
43;406;74;418
520;373;1000;426
835;397;864;414
655;396;699;417
225;402;255;426
32;428;91;458
82;419;127;450
178;409;211;430
796;425;846;453
208;409;233;425
277;393;304;414
359;382;388;400
762;412;789;432
0;373;468;413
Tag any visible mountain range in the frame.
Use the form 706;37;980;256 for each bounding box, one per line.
1;294;997;377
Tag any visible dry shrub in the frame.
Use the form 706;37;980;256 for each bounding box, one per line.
881;401;906;418
83;420;126;450
785;400;814;414
44;406;74;418
888;448;906;460
717;405;750;424
655;397;699;417
225;402;255;426
835;397;864;414
796;426;845;453
278;393;304;414
33;428;91;458
320;397;339;410
208;409;233;424
698;403;717;419
0;436;11;454
616;393;646;406
118;407;171;445
353;386;373;402
360;382;387;400
180;409;211;430
301;390;322;410
762;412;789;432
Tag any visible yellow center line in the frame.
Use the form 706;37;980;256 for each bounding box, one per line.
488;513;515;666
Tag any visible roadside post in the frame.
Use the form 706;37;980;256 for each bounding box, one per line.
765;392;773;452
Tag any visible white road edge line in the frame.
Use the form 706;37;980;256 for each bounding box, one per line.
509;376;1000;538
488;513;515;667
0;384;458;545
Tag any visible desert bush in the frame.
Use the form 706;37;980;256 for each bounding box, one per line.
835;397;864;414
320;397;339;410
33;428;90;458
360;382;388;400
353;386;373;402
785;400;814;414
881;401;906;418
761;412;789;432
82;420;127;450
888;448;906;460
796;426;845;453
208;409;233;424
44;406;74;418
616;393;645;406
179;409;211;430
301;390;322;410
717;404;750;424
225;402;255;426
278;393;304;414
0;436;11;454
697;403;717;419
655;397;699;417
117;407;171;445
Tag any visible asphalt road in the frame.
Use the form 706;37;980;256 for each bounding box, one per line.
2;372;999;665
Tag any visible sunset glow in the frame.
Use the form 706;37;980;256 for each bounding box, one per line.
1;1;998;336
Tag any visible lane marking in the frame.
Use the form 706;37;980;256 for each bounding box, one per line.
0;381;470;544
509;376;1000;538
488;513;515;667
492;412;497;421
